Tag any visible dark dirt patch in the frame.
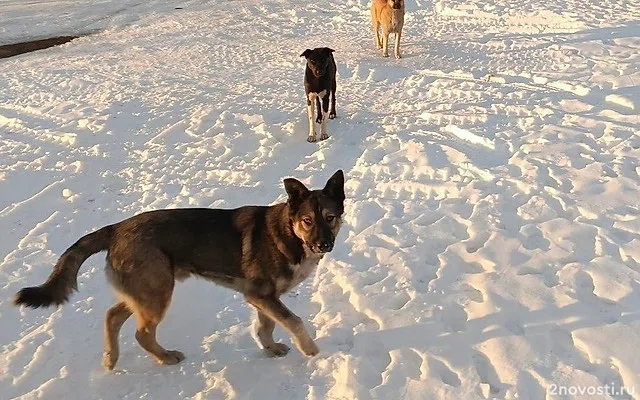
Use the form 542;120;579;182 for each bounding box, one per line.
0;36;78;59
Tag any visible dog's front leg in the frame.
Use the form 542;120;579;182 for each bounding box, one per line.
394;31;402;59
315;97;323;124
374;22;382;49
320;93;330;140
382;31;390;57
245;294;319;356
307;94;317;142
254;311;290;357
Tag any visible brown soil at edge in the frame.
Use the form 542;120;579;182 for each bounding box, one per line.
0;36;78;59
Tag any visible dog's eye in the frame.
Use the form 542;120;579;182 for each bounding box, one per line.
303;217;313;225
326;215;335;223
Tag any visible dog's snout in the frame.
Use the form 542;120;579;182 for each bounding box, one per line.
319;240;334;252
311;64;327;77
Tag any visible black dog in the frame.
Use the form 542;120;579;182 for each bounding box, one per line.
300;47;337;142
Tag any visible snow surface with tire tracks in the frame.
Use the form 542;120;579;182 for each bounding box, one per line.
1;0;639;399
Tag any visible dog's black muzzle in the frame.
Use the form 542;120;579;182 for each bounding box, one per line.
311;66;327;78
309;59;330;78
309;239;334;254
318;240;334;253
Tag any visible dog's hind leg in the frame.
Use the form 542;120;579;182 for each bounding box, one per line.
102;301;132;370
320;93;330;140
255;311;290;357
135;319;185;366
130;293;185;366
245;294;318;356
112;253;184;366
394;31;402;59
329;78;336;119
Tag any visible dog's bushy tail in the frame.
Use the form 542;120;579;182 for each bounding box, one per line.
14;225;114;308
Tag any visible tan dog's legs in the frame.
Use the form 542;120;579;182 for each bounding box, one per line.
382;31;390;57
374;23;382;48
394;31;402;59
103;302;132;370
246;294;319;356
255;311;291;357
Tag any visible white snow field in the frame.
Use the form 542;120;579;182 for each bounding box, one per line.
1;0;639;398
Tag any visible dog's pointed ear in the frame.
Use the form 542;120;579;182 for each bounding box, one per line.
322;170;345;205
284;178;310;204
325;47;335;53
300;49;312;58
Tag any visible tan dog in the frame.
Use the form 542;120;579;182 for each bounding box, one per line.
370;0;405;59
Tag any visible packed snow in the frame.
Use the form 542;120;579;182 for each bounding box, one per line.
1;0;639;399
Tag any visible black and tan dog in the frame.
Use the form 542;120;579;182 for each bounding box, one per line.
301;47;337;142
14;170;345;369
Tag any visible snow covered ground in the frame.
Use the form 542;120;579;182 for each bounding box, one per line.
1;0;639;398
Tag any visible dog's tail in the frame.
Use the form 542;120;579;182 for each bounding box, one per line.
14;225;114;308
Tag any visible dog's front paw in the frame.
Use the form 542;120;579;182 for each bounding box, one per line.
102;351;118;370
395;53;402;59
157;350;185;365
298;340;319;357
316;116;323;124
307;135;317;143
329;112;336;120
382;52;389;58
320;133;329;141
263;343;291;357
